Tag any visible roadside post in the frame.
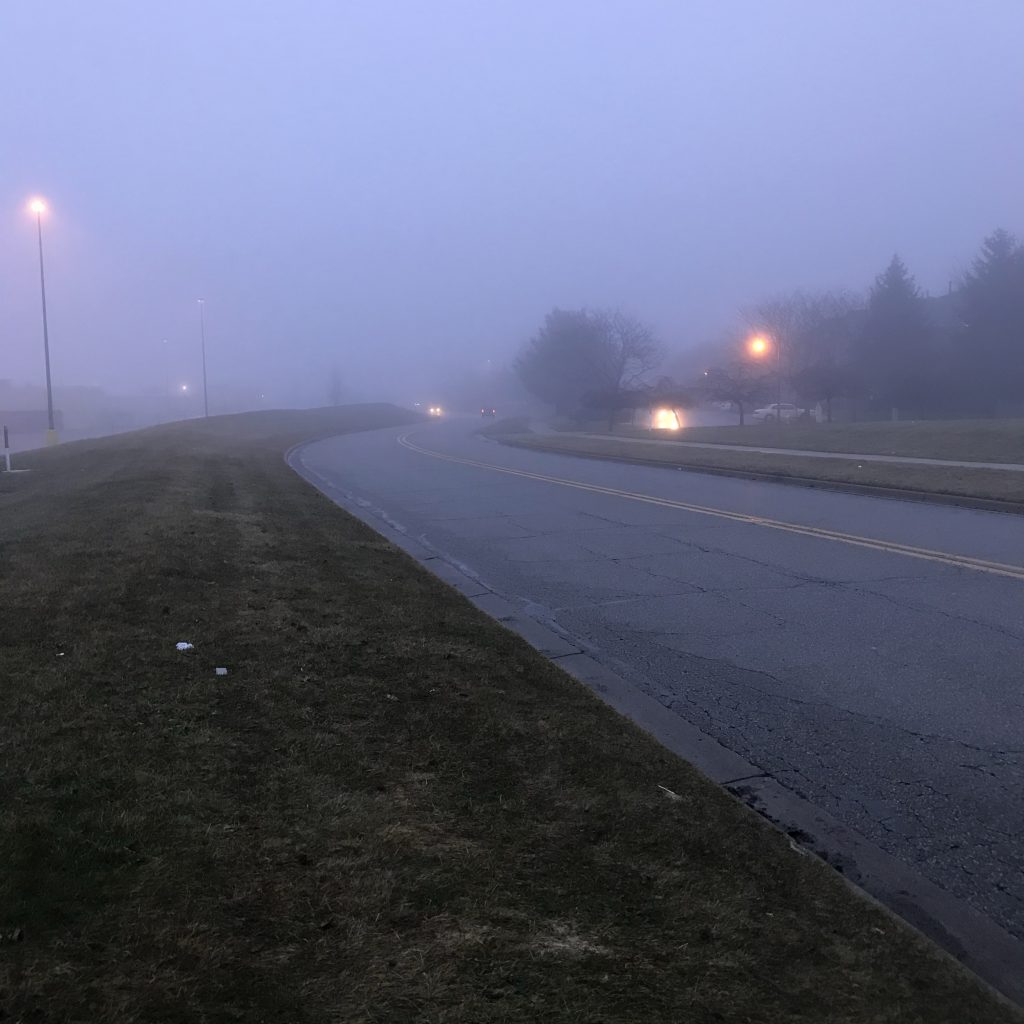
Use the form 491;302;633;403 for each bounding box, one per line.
2;425;10;472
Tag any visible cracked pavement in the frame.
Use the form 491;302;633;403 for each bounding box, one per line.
299;417;1024;939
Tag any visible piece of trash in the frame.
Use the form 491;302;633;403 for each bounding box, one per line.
384;693;399;702
215;667;228;676
657;784;683;802
57;652;65;657
175;642;194;652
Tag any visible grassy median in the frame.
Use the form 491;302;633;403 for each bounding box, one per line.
508;433;1024;507
632;418;1024;464
0;407;1018;1022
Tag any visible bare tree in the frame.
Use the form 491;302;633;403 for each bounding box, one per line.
742;291;863;421
789;292;863;421
789;292;861;366
703;355;774;426
596;309;662;389
742;293;809;376
591;309;663;427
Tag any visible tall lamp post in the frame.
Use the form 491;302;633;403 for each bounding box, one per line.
161;338;172;421
29;198;58;444
197;299;209;418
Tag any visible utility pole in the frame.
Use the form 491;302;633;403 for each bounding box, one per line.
198;299;209;418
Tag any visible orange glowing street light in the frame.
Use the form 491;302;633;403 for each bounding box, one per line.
748;332;783;418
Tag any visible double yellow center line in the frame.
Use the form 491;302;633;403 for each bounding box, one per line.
397;432;1024;582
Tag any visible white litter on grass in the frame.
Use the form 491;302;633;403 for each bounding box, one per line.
215;667;228;676
175;642;194;652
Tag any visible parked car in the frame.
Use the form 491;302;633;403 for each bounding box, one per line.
753;402;806;422
481;407;496;418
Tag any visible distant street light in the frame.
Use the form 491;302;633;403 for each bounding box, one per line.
197;299;209;418
748;333;783;420
28;197;58;444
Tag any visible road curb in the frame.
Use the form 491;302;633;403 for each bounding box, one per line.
287;436;1024;1008
498;437;1024;516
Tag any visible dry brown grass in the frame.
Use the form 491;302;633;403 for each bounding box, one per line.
0;407;1018;1022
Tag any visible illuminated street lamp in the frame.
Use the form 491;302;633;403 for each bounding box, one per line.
28;197;58;444
748;333;783;420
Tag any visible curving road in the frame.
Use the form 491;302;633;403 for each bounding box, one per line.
297;416;1024;942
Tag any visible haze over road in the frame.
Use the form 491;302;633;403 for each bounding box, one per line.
297;417;1024;939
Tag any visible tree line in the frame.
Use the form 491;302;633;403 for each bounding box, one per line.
514;229;1024;424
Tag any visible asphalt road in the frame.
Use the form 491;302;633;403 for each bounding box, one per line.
298;416;1024;940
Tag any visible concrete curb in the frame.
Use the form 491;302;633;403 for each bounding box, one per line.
499;437;1024;517
287;438;1024;1008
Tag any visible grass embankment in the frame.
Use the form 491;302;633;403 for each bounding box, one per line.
477;415;533;438
641;418;1024;464
0;407;1017;1021
509;431;1024;506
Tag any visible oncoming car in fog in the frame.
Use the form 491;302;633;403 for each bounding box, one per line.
481;407;496;418
427;405;444;417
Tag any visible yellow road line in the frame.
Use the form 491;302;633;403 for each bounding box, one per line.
397;432;1024;582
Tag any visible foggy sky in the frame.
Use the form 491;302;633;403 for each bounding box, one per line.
2;1;1022;408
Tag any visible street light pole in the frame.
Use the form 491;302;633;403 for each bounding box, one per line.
30;199;58;444
161;338;171;421
198;299;209;418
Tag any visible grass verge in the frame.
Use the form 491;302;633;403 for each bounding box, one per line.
0;406;1018;1022
507;433;1024;507
647;418;1024;464
477;415;533;438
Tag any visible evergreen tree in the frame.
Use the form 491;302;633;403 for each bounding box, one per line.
955;229;1024;413
856;255;935;417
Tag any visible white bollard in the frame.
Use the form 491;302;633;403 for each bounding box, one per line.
2;425;10;473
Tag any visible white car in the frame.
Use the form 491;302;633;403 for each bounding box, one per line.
753;402;805;422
